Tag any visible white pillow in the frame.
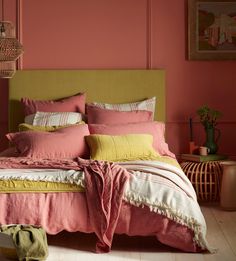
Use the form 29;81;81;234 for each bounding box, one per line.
24;111;83;126
90;97;156;119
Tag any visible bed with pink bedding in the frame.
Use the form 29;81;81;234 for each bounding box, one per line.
0;70;212;254
0;156;212;253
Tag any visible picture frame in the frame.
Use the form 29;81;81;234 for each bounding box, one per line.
188;0;236;60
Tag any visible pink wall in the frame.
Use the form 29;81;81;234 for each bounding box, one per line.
0;0;236;159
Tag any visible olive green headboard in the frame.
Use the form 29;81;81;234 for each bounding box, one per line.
9;70;165;132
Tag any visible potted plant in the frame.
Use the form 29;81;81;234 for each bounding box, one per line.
196;105;221;154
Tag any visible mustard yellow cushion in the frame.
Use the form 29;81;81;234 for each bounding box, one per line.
85;134;159;162
18;122;84;132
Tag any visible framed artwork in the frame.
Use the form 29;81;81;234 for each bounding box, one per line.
188;0;236;60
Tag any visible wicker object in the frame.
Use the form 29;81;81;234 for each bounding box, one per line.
0;61;15;78
0;21;23;78
0;37;23;61
181;161;223;201
0;22;23;61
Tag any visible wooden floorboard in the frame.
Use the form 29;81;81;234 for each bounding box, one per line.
211;206;236;257
0;205;235;261
201;206;236;261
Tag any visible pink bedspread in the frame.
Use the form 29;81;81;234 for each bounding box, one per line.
79;159;129;252
0;157;203;253
0;157;129;253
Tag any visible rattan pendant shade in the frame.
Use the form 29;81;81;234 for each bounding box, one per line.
0;21;24;78
0;36;23;61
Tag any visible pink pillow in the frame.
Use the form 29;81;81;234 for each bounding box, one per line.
89;122;175;158
87;105;152;124
21;93;86;116
6;124;90;159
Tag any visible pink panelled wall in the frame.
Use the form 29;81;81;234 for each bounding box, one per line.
0;0;236;159
150;1;236;159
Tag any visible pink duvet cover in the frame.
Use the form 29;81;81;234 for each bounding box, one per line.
0;193;200;253
0;157;209;253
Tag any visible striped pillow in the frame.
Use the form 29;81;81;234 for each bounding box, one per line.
25;112;83;127
90;97;156;119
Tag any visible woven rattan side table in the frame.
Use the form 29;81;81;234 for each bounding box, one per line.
180;161;223;201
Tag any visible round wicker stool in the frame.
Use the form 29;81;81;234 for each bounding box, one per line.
180;161;223;201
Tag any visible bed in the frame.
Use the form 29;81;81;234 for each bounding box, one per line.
0;70;211;254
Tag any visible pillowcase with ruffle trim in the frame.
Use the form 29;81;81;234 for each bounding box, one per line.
21;93;86;116
89;97;156;120
87;105;152;125
7;124;90;159
88;121;175;159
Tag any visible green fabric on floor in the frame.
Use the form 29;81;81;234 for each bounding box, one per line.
0;225;48;261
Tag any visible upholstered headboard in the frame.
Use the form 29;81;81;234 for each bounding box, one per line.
9;70;165;132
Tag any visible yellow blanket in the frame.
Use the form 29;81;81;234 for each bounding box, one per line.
0;180;85;193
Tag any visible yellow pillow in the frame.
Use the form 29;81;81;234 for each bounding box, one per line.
18;122;84;132
85;134;159;162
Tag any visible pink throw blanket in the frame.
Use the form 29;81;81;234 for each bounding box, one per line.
0;157;129;253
